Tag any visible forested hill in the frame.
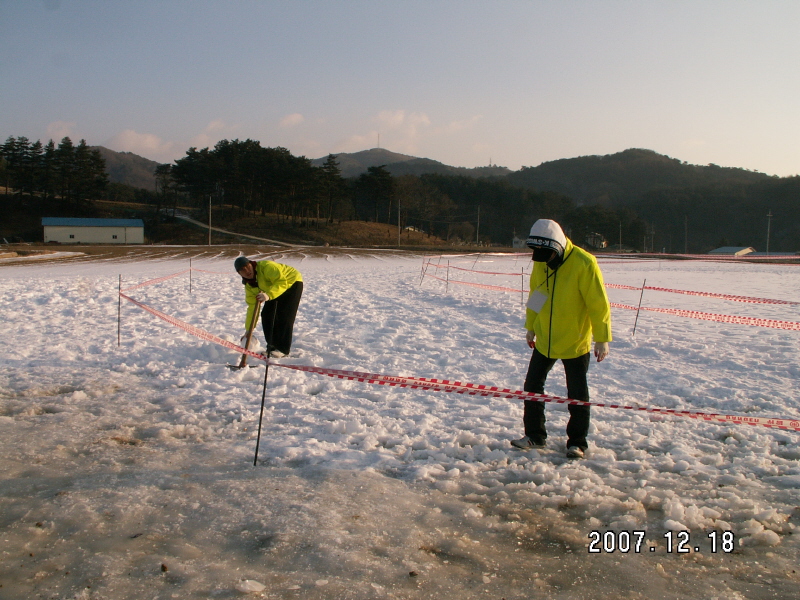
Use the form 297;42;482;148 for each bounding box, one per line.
96;146;510;187
92;146;159;191
6;136;798;252
507;148;774;207
97;145;773;198
310;148;512;179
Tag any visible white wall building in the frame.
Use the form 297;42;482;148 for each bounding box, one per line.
42;218;145;244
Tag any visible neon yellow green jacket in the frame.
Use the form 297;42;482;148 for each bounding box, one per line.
524;239;612;358
243;261;302;329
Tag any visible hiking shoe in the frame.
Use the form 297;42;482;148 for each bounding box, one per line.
510;436;546;450
269;350;287;358
566;446;585;459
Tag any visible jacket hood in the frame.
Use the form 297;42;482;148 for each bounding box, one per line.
526;219;567;258
527;219;569;268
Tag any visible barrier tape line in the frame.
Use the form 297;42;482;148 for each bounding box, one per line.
119;292;800;432
611;302;800;331
424;261;527;277
427;262;797;305
190;268;233;275
120;269;191;292
426;273;526;294
119;292;263;357
430;252;800;263
606;283;798;306
597;253;800;263
426;272;800;331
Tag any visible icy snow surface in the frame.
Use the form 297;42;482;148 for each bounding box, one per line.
1;248;799;599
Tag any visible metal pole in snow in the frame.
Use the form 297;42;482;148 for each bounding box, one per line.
117;274;121;347
420;257;431;286
446;260;450;294
632;278;646;337
253;308;277;466
189;257;192;296
253;358;270;466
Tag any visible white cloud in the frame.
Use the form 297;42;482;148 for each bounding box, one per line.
335;110;474;156
438;115;482;134
280;113;305;128
45;121;77;141
189;120;241;151
355;110;431;154
107;129;178;162
335;131;381;153
376;110;431;135
682;138;707;148
376;110;408;130
104;120;246;162
205;119;227;133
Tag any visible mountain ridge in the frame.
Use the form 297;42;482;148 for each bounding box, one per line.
94;144;782;204
310;148;512;179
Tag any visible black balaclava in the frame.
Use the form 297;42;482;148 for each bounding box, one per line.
527;219;567;270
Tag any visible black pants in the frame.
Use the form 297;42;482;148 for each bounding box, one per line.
523;348;591;450
260;281;303;355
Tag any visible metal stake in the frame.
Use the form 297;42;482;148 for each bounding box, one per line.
632;278;647;337
117;274;121;347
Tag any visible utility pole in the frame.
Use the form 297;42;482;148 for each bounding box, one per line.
684;215;688;254
766;211;773;255
476;205;480;245
397;196;401;247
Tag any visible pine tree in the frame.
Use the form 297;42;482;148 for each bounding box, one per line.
41;140;57;201
320;154;346;223
56;137;75;204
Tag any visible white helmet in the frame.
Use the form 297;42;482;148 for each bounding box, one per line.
526;219;566;259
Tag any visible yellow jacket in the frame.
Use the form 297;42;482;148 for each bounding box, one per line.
524;239;612;358
243;261;302;328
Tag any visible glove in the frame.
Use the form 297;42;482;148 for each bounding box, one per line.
526;330;536;349
256;292;270;303
594;341;609;362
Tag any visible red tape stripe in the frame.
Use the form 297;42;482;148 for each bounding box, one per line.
426;273;526;294
119;292;800;432
190;268;232;275
611;303;800;331
425;261;526;277
121;269;190;292
120;293;267;362
607;283;798;305
426;276;800;329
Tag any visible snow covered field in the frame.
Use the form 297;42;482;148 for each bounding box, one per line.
1;247;799;600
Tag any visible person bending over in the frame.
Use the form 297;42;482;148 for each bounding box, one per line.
234;256;303;358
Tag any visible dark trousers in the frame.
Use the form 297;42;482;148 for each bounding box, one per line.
523;348;591;450
260;281;303;355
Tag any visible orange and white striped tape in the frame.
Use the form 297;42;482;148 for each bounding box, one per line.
119;292;800;432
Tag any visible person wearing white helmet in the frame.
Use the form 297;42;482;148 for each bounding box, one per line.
511;219;612;459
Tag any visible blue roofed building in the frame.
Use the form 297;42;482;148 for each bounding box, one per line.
42;218;145;244
708;246;755;256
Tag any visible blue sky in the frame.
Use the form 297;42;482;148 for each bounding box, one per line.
2;0;798;175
